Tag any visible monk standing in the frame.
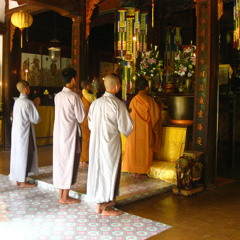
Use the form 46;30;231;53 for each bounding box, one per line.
10;80;41;187
53;68;85;204
80;81;96;167
122;78;162;178
87;74;133;216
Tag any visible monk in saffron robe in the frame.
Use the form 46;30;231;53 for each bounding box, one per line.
87;74;133;216
122;78;162;178
53;68;85;204
80;81;96;167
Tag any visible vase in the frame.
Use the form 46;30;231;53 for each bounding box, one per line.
145;77;153;94
185;78;193;94
163;83;177;93
167;96;194;126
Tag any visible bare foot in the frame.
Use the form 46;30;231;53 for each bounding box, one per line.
102;207;123;216
59;197;80;205
135;173;148;179
96;201;116;214
19;182;37;188
80;162;89;167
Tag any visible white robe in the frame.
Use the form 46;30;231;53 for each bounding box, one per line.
87;92;133;203
10;94;41;182
53;87;85;189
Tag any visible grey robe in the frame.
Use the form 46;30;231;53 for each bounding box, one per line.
87;92;133;203
10;94;41;182
53;87;85;189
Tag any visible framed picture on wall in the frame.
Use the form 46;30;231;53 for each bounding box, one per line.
21;53;42;86
99;61;119;80
61;57;72;70
100;61;114;80
42;55;61;87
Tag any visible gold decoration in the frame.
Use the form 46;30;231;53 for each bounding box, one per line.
197;137;202;146
11;10;33;48
197;109;203;118
197;123;203;131
151;0;154;28
199;96;204;104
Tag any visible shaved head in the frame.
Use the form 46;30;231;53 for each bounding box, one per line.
104;74;120;91
16;80;29;93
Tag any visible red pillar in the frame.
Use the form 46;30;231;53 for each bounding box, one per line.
193;0;219;188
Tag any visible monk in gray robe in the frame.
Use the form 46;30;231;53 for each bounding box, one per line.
87;74;133;216
10;80;41;187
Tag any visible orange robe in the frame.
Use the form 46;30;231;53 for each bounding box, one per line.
122;91;162;174
80;96;91;162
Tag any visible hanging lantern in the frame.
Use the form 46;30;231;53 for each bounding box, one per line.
48;39;61;63
11;10;33;48
48;13;61;63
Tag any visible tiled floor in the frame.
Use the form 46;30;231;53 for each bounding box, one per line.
0;174;171;240
0;147;172;239
1;146;240;240
29;165;172;206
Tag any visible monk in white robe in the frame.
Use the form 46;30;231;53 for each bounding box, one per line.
53;68;85;204
10;80;41;188
87;74;133;216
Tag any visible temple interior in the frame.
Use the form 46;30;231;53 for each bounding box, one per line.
1;0;240;239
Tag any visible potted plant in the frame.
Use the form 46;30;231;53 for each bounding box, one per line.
173;45;196;93
136;45;163;94
166;45;196;125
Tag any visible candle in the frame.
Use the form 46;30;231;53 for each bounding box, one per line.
133;36;137;64
25;69;28;81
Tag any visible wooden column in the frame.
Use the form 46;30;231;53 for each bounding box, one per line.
193;0;219;188
2;20;13;150
72;16;82;88
72;16;87;88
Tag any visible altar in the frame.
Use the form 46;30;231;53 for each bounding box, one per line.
35;106;54;146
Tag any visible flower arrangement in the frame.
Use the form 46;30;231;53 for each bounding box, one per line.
174;45;196;78
136;45;163;78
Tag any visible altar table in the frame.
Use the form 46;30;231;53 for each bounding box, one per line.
35;106;54;146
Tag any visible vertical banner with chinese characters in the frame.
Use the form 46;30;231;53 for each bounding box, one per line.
125;8;135;62
115;8;127;59
71;17;81;88
233;0;240;49
140;12;148;53
194;2;208;151
193;0;219;187
115;7;148;100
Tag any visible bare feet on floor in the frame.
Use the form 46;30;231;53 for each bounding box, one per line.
102;207;123;216
96;201;117;214
134;173;148;179
80;162;89;167
59;197;80;205
16;181;37;188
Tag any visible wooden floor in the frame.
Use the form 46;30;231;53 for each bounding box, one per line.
1;146;240;240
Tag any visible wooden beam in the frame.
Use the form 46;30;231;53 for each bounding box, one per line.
8;0;83;18
0;22;7;35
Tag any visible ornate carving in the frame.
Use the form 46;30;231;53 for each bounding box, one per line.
86;0;101;37
175;152;204;191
